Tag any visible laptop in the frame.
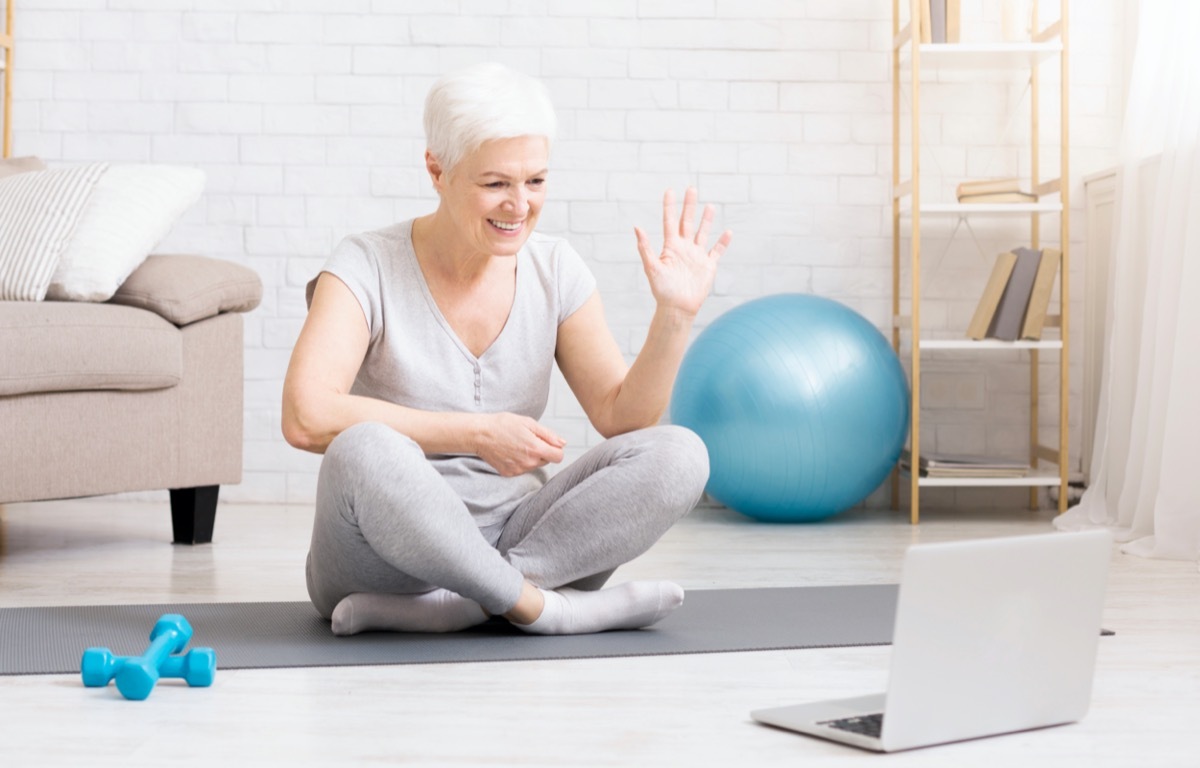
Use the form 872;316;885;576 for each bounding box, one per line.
751;530;1112;752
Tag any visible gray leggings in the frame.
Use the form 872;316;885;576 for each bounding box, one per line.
305;422;709;618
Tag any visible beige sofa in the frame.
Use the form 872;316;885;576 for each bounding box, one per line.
0;254;262;543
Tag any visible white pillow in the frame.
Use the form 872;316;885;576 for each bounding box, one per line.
0;162;109;301
45;165;206;302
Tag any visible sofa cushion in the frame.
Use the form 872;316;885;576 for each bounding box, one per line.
45;164;206;302
108;254;263;326
0;302;182;396
0;163;109;301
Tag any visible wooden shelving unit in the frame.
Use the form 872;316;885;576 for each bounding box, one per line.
891;0;1070;524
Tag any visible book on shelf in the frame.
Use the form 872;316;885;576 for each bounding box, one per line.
1020;247;1061;340
958;190;1040;204
920;0;957;43
955;177;1022;197
966;250;1018;340
900;450;1030;478
986;246;1042;341
930;0;947;43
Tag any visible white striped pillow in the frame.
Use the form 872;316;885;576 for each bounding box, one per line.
0;163;108;301
45;165;206;302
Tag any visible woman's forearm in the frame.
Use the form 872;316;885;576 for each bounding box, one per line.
282;388;481;455
602;304;696;436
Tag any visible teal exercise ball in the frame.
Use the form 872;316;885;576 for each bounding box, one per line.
670;293;910;522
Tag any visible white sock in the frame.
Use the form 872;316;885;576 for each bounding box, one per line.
330;589;487;636
515;581;684;635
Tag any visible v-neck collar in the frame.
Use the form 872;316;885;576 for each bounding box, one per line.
407;220;521;364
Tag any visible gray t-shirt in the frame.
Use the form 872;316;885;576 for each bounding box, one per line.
307;220;597;526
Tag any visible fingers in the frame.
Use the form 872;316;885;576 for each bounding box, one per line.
661;188;676;240
710;229;733;261
661;186;712;243
695;203;715;246
529;419;565;466
531;420;566;449
528;439;563;468
651;186;729;261
633;226;656;273
679;186;698;238
484;414;567;475
539;442;565;466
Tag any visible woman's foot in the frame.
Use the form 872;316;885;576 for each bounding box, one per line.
512;581;684;635
330;589;487;635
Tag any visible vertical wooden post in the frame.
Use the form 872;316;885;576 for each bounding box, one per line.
891;0;902;512
909;0;922;525
2;0;14;159
1029;0;1042;510
1058;0;1071;513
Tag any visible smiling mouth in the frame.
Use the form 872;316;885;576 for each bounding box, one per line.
489;219;523;232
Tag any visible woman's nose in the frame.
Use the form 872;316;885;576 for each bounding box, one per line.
504;186;529;214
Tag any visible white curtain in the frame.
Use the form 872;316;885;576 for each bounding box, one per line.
1054;0;1200;565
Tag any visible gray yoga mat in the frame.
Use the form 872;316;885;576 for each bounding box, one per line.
0;585;900;676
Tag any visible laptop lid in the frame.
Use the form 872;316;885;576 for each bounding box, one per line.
879;530;1112;752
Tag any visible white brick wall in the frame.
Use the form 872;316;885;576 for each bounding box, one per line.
10;0;1124;510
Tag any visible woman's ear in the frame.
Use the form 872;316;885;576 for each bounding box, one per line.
425;150;446;194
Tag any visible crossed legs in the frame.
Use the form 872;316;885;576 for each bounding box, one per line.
304;422;708;635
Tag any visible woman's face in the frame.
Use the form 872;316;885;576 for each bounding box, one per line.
433;135;549;258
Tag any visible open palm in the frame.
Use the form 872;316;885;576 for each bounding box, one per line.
634;187;733;317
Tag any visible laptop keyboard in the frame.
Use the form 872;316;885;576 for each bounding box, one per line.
819;713;884;739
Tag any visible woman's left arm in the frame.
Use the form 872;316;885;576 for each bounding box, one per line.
556;187;732;438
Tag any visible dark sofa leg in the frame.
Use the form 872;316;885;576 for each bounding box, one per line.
170;486;219;545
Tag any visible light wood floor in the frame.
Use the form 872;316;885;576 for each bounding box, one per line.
0;498;1196;767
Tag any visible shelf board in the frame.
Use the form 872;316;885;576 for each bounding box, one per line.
917;339;1063;351
917;468;1065;488
910;202;1063;216
899;466;1064;487
901;41;1063;69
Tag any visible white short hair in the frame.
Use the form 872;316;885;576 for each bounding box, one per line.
423;62;557;174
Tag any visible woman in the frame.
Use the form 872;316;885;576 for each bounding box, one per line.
282;62;732;636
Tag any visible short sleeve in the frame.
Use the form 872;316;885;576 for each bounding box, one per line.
305;235;382;340
554;239;597;324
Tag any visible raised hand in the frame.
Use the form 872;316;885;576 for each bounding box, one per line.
475;412;566;477
633;187;733;317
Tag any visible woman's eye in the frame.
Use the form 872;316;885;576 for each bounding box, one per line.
485;181;506;189
529;178;546;187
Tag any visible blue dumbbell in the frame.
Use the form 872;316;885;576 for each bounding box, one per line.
81;646;217;695
80;614;216;700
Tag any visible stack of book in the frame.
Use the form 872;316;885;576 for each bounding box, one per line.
900;450;1029;478
918;0;962;44
966;246;1061;341
956;178;1038;204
